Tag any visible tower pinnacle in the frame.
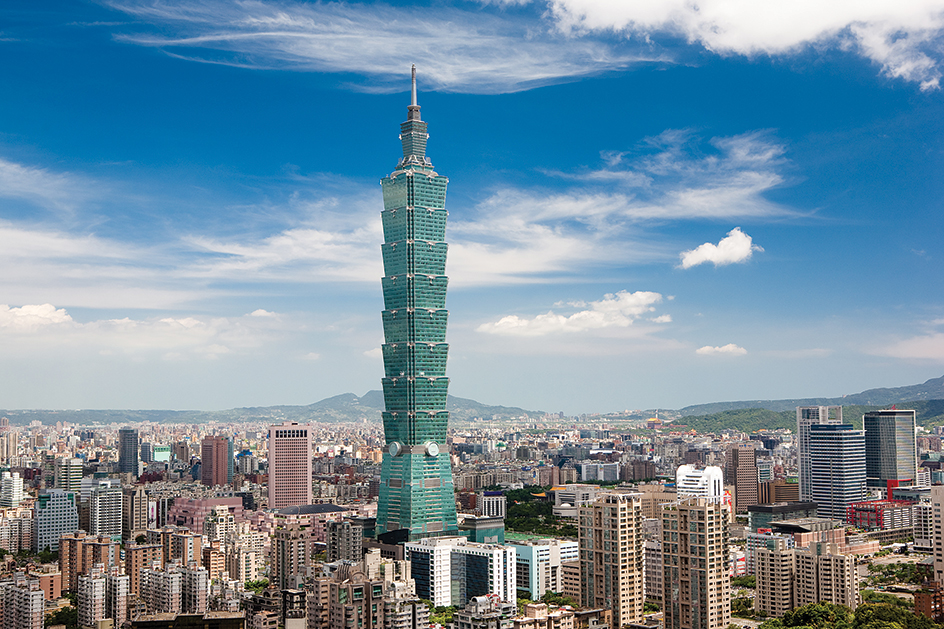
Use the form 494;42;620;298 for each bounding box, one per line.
408;64;421;121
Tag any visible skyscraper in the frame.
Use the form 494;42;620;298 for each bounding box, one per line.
797;406;842;501
579;493;644;628
267;422;313;509
376;66;457;540
808;423;866;520
725;443;759;512
201;435;230;488
864;409;917;491
118;426;139;477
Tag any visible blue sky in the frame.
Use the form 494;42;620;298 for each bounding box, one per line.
0;0;943;413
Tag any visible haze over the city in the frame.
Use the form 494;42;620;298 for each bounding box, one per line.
0;0;943;414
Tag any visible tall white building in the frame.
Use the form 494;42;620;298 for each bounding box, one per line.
797;406;843;501
0;471;24;508
508;538;578;600
89;479;123;542
477;491;507;518
676;464;724;499
405;537;516;608
140;562;208;615
33;490;79;552
77;565;106;628
204;505;235;547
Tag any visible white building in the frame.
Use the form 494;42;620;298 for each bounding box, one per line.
33;490;79;552
89;479;123;542
478;491;507;518
0;471;24;508
676;465;724;498
55;458;83;493
0;573;44;629
405;536;516;608
508;538;578;600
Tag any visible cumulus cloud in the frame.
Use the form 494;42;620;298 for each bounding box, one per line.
679;227;764;269
0;304;74;332
696;343;748;355
546;0;944;90
477;290;665;336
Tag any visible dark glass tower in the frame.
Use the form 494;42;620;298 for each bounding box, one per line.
376;67;458;540
118;426;139;477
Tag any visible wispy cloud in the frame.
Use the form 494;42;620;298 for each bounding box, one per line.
545;0;944;90
0;157;99;212
105;0;663;94
0;303;297;359
103;0;944;92
695;343;747;355
679;227;763;269
477;290;665;335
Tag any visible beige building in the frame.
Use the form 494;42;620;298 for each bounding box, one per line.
125;542;163;596
560;561;581;607
514;603;575;629
579;492;644;628
59;531;121;592
636;483;677;520
726;444;758;513
661;496;731;629
755;542;858;617
122;486;150;542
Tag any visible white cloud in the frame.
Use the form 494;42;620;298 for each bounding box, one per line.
696;343;748;355
0;304;74;332
679;227;764;269
106;0;661;94
873;333;944;361
650;314;672;323
477;290;665;336
303;352;321;360
363;348;383;359
249;309;278;317
546;0;944;90
0;157;97;212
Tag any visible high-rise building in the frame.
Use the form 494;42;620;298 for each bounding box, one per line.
125;543;163;596
118;426;139;477
406;536;517;608
153;444;171;463
77;565;106;627
676;464;724;499
376;67;458;541
141;442;154;463
59;532;120;592
477;492;507;518
931;485;944;583
204;505;235;547
89;479;123;541
797;406;842;501
661;495;731;629
808;423;866;520
267;422;313;509
201;435;230;488
55;458;83;493
725;444;758;513
508;538;578;600
326;520;363;563
0;471;24;507
123;485;150;542
34;490;79;552
864;409;917;491
579;493;644;628
0;573;44;629
793;543;858;611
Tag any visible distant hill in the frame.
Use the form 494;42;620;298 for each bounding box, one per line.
679;375;944;416
676;399;944;433
0;391;542;426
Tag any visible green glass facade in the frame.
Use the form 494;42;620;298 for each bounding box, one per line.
376;68;458;540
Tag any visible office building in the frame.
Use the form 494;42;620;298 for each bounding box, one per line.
119;426;140;476
797;406;842;501
864;409;917;491
141;442;154;463
326;520;363;563
661;492;731;629
808;424;866;520
0;471;24;508
268;422;313;509
153;444;171;463
509;538;578;600
376;67;458;541
579;493;644;628
123;485;150;542
478;491;507;518
34;490;78;552
725;444;758;513
0;573;44;629
201;435;230;488
406;536;516;608
55;458;83;493
89;478;123;541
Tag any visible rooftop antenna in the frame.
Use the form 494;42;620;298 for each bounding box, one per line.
411;64;417;107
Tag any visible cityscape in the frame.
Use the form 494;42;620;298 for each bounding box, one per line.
2;2;944;629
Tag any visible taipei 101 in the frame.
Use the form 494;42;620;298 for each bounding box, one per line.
1;2;943;627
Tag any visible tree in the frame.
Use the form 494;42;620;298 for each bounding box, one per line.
135;534;148;544
45;606;78;629
540;592;577;607
778;602;854;629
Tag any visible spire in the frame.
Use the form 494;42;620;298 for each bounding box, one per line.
408;64;421;121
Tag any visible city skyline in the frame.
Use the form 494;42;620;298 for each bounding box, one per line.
0;1;943;414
